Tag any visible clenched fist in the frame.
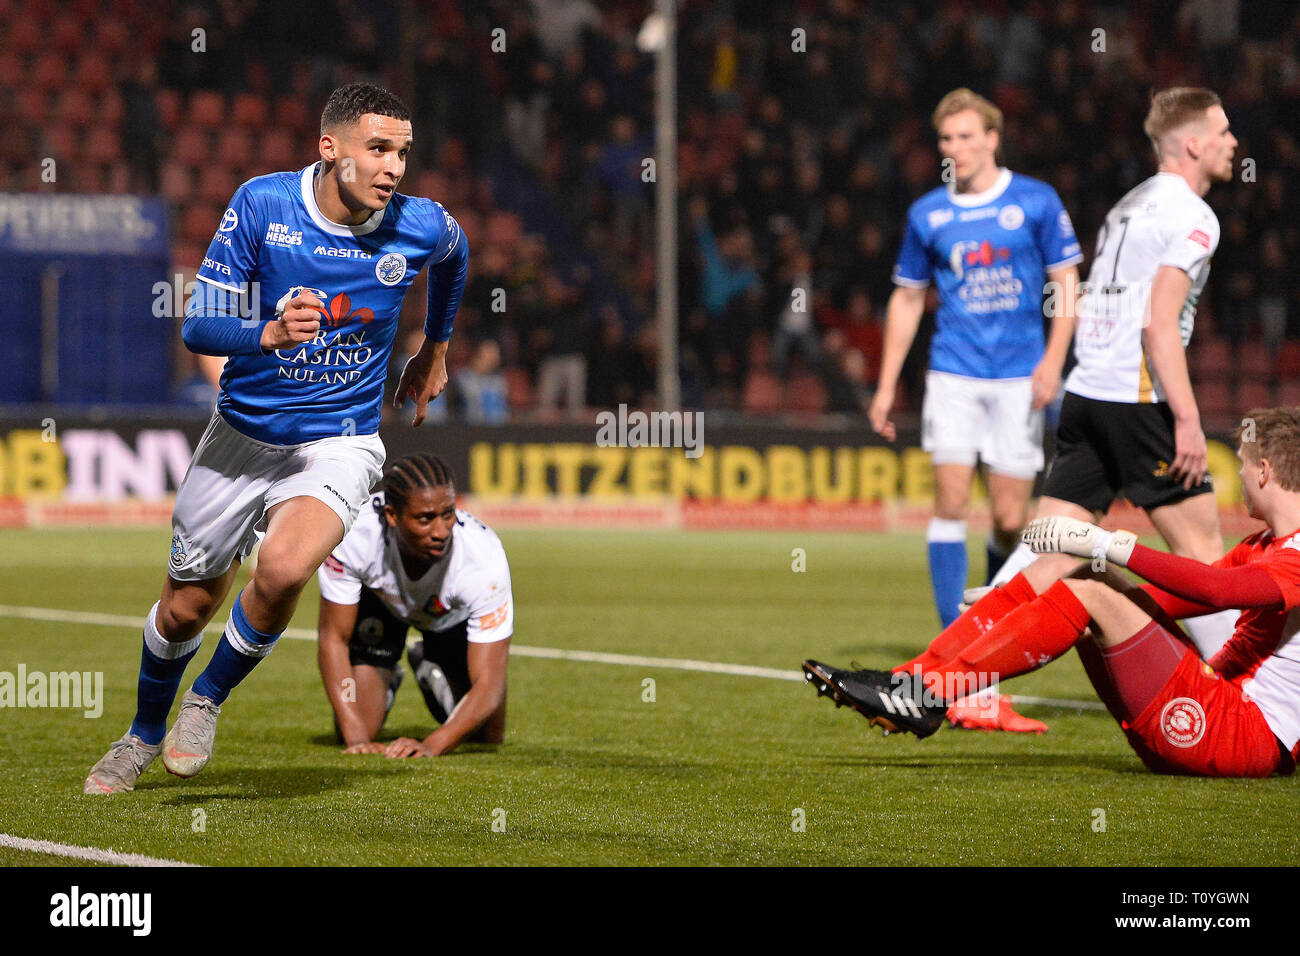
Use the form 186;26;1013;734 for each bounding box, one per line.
260;291;323;351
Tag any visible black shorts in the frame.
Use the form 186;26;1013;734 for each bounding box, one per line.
1040;392;1214;514
348;587;469;685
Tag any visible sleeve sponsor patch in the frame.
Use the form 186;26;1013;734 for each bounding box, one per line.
1188;229;1211;249
476;601;509;631
323;554;345;574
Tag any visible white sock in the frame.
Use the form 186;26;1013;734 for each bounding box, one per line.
989;542;1037;587
1181;609;1238;659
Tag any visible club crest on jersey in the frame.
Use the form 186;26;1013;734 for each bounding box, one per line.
169;532;188;571
997;204;1024;230
1160;697;1206;748
375;253;407;286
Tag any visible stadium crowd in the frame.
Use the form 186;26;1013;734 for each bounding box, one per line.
4;0;1300;422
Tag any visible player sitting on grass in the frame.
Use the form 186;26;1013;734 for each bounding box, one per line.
84;83;467;793
804;407;1300;778
317;453;511;757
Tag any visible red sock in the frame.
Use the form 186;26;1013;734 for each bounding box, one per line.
896;572;1038;673
920;581;1092;703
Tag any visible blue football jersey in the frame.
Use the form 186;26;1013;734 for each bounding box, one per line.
892;169;1082;379
193;163;466;445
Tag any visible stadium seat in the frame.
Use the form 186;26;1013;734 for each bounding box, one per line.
741;371;782;414
75;53;113;95
42;124;78;162
180;204;220;243
172;242;207;271
85;126;122;165
1196;381;1232;418
784;373;828;414
1238;342;1274;379
1278;380;1300;406
260;129;297;170
0;51;21;88
486;211;524;250
232;93;269;129
216;128;255;166
173;127;211;166
7;17;40;53
97;90;125;127
273;96;312;134
1236;382;1276;413
504;366;534;412
157;89;183;130
54;89;95;126
95;18;130;56
160;163;193;203
14;88;47;123
189;91;226;130
32;52;65;90
1276;341;1300;379
1188;337;1231;382
197;166;238;205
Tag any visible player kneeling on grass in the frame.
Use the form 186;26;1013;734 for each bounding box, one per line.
804;407;1300;778
317;453;511;757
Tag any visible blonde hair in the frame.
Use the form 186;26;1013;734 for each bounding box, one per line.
1143;87;1221;160
931;88;1003;135
1237;407;1300;492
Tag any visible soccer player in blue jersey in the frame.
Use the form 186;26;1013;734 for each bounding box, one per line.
84;83;469;793
867;88;1081;731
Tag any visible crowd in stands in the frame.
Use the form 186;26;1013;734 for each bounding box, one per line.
5;0;1300;424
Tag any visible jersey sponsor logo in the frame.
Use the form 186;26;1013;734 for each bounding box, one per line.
265;222;303;247
477;601;509;631
997;204;1024;230
323;554;345;574
1160;697;1206;748
219;208;238;232
1058;210;1074;235
313;245;372;259
927;207;954;229
202;256;231;277
958;206;998;222
375;252;407;286
1188;228;1211;249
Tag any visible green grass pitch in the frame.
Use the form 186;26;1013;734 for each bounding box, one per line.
0;526;1294;866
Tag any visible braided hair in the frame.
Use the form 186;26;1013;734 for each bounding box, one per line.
375;453;456;519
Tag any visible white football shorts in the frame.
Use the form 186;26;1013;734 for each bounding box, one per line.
920;370;1044;479
168;410;385;581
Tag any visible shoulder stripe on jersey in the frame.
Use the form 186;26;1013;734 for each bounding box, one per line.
195;273;244;294
435;223;463;263
893;275;930;289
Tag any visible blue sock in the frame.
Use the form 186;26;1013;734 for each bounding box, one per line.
130;603;202;746
986;537;1010;585
192;589;281;705
927;518;968;628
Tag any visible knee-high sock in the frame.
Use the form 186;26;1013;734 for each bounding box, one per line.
897;572;1038;673
927;517;968;628
130;602;203;745
919;581;1092;703
192;589;281;705
989;541;1037;587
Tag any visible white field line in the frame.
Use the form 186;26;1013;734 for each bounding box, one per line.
0;604;1105;711
0;832;200;867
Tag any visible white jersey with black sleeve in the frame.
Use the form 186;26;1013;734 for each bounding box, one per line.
1066;171;1220;404
317;493;513;643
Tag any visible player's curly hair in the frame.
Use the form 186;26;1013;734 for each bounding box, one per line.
376;453;456;518
321;83;411;134
1236;407;1300;491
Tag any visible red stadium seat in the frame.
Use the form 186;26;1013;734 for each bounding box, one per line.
189;91;226;130
180;204;221;243
0;51;22;88
259;129;297;170
504;366;534;412
54;89;95;126
742;371;782;415
1238;342;1274;379
97;90;124;127
485;211;524;250
32;52;66;90
95;18;130;56
1236;382;1276;414
196;166;238;205
215;128;255;166
75;53;113;95
273;97;312;134
42;124;78;162
1278;380;1300;407
160;163;193;203
85;126;122;165
232;93;269;129
14;88;47;123
784;373;828;414
172;127;210;166
8;18;41;53
1188;337;1231;383
1196;381;1232;418
1276;341;1300;380
172;243;208;271
157;89;184;130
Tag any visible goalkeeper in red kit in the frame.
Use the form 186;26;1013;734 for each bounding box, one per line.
804;406;1300;778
